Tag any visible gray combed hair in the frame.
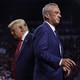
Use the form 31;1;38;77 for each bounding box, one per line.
42;3;58;19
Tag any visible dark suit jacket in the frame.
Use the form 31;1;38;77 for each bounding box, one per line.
16;33;34;80
33;22;63;80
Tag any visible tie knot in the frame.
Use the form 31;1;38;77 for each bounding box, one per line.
19;39;22;42
19;39;22;45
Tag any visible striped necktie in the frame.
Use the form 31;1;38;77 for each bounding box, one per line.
54;30;63;57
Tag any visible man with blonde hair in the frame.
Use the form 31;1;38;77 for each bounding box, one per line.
8;19;34;80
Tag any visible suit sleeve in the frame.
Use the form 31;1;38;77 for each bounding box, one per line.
33;27;61;69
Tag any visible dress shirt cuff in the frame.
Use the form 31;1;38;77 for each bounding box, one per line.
59;59;63;66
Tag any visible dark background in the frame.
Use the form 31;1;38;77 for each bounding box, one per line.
0;0;80;27
0;0;80;80
0;0;80;35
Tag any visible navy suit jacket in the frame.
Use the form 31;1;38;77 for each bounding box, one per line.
16;33;34;80
33;22;63;80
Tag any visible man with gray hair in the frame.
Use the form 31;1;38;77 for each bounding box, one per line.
8;19;34;80
33;3;76;80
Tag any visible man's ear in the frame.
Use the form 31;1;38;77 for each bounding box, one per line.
44;12;50;19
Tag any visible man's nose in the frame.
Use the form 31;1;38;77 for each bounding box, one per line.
59;14;61;18
11;31;13;34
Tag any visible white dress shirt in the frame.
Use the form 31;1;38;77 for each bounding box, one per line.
19;31;29;50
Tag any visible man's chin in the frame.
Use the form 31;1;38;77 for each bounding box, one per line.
55;22;60;26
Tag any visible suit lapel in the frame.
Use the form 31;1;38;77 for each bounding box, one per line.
43;22;63;57
43;22;57;40
16;33;30;61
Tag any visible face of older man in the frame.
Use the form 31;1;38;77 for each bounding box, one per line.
47;6;61;26
10;24;23;40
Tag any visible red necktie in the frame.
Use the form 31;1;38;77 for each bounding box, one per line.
12;39;22;79
15;39;22;61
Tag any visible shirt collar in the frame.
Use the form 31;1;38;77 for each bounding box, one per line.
21;31;29;41
45;21;56;32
